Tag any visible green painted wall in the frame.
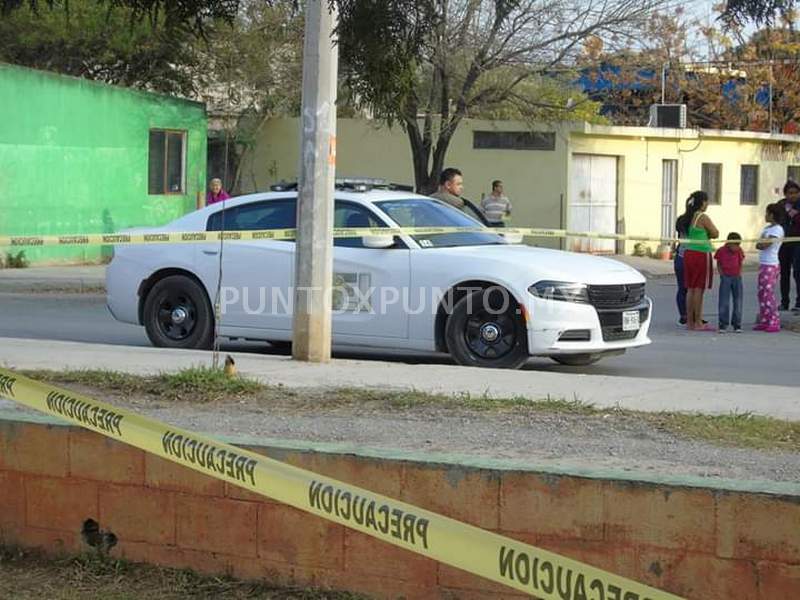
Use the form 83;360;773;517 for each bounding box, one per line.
0;63;207;264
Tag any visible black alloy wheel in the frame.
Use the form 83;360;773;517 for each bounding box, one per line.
143;275;213;349
445;288;529;369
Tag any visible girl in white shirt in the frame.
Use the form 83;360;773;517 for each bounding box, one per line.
754;203;785;332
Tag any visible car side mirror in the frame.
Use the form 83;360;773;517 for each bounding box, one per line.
501;232;524;244
362;234;396;249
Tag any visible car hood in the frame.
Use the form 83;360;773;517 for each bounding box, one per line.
429;244;646;285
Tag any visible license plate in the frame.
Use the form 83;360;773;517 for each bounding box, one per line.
622;310;640;331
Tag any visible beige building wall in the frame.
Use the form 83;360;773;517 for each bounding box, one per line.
241;118;569;243
241;118;800;254
570;125;800;253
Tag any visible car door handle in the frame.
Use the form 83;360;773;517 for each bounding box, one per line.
202;249;219;255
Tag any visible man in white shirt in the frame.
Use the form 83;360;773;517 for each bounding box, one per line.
481;180;512;227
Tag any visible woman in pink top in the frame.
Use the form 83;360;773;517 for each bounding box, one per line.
206;178;231;205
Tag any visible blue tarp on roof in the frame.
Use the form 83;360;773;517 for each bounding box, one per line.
575;64;770;107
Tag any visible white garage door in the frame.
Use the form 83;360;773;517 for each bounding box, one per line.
569;154;617;253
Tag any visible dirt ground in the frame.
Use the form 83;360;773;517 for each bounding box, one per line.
0;547;364;600
2;377;799;485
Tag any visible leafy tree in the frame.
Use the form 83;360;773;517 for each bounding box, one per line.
336;0;669;193
720;0;798;28
0;0;240;33
585;7;800;133
0;0;239;95
199;0;304;191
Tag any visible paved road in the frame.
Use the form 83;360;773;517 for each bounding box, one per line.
0;272;797;387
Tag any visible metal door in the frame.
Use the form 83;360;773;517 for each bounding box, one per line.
661;159;678;240
569;154;617;253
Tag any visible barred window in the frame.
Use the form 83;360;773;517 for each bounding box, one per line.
148;130;186;194
701;163;722;205
740;165;759;205
473;131;555;151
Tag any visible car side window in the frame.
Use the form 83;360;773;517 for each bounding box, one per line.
206;199;296;235
334;201;388;248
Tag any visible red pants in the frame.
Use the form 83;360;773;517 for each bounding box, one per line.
684;250;713;289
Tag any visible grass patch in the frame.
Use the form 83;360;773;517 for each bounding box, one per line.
20;367;264;403
0;546;366;599
300;387;597;414
652;411;800;452
160;367;264;402
12;368;800;452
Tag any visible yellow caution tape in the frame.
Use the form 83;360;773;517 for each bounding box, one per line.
0;367;684;600
1;228;798;247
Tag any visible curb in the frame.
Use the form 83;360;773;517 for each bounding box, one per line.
0;281;106;294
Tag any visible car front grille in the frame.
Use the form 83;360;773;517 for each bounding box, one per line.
601;328;639;342
597;305;650;342
588;283;646;309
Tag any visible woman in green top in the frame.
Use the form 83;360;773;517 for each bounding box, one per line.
682;191;719;331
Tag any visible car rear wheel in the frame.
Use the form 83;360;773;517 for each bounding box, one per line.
266;340;292;353
445;288;529;369
550;354;602;366
143;275;213;350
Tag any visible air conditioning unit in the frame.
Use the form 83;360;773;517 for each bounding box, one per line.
648;104;687;128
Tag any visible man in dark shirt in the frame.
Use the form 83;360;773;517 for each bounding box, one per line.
778;181;800;311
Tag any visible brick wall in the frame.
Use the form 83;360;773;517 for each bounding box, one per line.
1;415;798;599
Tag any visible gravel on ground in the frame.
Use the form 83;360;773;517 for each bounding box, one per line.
3;383;799;485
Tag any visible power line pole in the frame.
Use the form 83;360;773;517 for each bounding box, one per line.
292;0;338;362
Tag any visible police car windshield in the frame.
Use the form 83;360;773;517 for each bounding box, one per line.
375;199;505;248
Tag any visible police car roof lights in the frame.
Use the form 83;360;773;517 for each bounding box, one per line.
269;177;413;193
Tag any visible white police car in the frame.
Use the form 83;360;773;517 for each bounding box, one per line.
106;181;651;369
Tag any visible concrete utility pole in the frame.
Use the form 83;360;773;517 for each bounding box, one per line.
292;0;339;362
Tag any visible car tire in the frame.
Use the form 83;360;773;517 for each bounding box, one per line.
550;354;602;367
267;340;292;352
445;288;529;369
143;275;214;350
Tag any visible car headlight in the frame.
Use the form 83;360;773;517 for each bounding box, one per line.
528;281;589;303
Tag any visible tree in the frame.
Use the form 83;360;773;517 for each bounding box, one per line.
0;0;240;32
0;0;303;192
336;0;669;193
585;6;800;133
576;9;694;126
198;0;304;191
0;0;240;95
721;0;798;28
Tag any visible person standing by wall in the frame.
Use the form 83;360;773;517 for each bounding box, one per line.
755;203;785;333
778;181;800;312
480;180;512;227
673;197;692;326
682;191;719;331
206;178;231;206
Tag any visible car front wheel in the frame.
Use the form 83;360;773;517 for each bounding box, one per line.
143;275;214;350
445;288;529;369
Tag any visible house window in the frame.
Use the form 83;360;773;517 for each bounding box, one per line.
701;163;722;205
473;131;555;151
788;165;800;183
148;130;186;194
739;165;759;205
